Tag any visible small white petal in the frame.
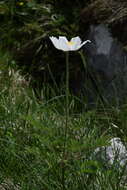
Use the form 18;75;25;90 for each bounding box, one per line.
70;37;81;48
70;38;91;51
49;37;61;50
59;36;69;51
73;40;91;51
59;36;68;43
82;40;91;46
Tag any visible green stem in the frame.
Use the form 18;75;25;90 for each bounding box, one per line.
62;52;69;190
79;50;106;105
79;50;87;72
47;63;58;89
65;51;69;126
79;50;88;100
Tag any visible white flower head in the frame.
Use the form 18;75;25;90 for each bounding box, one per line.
49;36;91;51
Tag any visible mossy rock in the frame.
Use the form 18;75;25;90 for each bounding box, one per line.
80;0;127;44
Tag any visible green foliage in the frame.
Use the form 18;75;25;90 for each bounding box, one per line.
1;1;127;189
0;0;89;93
0;62;127;189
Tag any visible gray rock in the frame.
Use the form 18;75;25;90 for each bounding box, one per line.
84;24;127;105
93;137;127;186
95;138;127;167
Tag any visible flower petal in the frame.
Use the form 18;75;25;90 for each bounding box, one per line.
82;40;91;46
59;36;68;43
70;37;81;45
49;37;61;50
72;40;91;51
69;37;81;50
59;36;69;51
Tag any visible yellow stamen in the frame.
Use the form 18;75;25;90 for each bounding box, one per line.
18;2;24;6
67;41;75;46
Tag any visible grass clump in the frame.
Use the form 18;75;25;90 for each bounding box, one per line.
0;1;127;189
0;58;127;190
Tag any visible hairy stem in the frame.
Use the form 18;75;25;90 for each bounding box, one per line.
62;52;69;190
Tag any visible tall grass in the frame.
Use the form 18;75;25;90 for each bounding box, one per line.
0;55;127;190
0;1;127;189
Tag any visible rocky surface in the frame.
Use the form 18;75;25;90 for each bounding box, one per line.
95;137;127;167
82;24;127;105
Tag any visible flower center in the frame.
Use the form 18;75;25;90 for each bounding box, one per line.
67;41;75;46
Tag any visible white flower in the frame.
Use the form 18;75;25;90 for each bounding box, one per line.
49;36;91;51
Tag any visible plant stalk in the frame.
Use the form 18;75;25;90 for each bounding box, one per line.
65;51;69;129
62;52;69;190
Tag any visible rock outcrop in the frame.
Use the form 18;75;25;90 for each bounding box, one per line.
82;24;127;105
